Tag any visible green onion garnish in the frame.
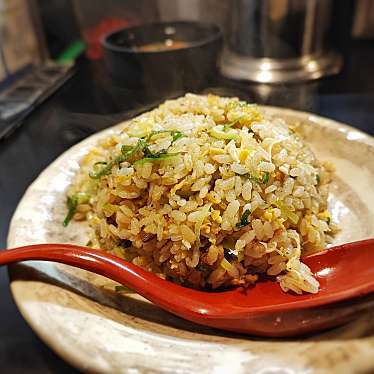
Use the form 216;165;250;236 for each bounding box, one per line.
89;139;147;179
114;285;134;293
89;130;185;179
236;209;251;228
144;129;185;143
172;131;186;142
63;192;90;227
134;153;180;165
222;115;246;131
241;172;269;184
273;200;299;225
262;172;270;184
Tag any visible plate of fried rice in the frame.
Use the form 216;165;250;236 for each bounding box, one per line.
8;94;374;373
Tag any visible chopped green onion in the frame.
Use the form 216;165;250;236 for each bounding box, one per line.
243;174;261;183
220;258;234;273
327;217;331;225
74;192;90;203
63;192;90;227
121;145;134;153
89;155;123;179
242;173;262;184
142;146;167;158
134;144;180;165
209;126;239;140
223;121;235;131
122;139;148;157
226;100;249;111
144;129;185;143
114;285;134;293
144;130;169;141
262;172;270;184
236;209;251;228
89;139;147;179
273;200;299;225
93;161;107;167
223;118;240;131
172;131;186;142
316;174;321;184
89;131;185;179
222;115;248;131
241;172;270;185
134;153;180;165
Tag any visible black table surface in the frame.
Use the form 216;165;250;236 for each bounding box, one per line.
1;40;373;373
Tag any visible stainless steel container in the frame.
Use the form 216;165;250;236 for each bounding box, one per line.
221;0;343;83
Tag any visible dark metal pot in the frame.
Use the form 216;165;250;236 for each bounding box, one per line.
102;21;223;95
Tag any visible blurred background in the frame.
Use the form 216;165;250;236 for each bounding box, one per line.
0;1;373;114
2;0;372;71
1;0;374;140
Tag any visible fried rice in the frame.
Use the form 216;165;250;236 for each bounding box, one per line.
65;94;337;294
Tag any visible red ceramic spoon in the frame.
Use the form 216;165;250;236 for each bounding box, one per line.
1;239;374;337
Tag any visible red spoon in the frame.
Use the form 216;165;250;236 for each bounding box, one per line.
2;239;374;337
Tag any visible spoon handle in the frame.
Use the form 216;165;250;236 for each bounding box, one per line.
1;244;164;298
0;243;205;315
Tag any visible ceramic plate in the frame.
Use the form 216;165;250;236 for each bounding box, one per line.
7;107;374;373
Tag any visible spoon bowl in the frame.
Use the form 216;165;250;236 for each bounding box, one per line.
2;239;374;337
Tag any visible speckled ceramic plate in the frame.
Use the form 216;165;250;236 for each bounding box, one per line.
8;107;374;374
